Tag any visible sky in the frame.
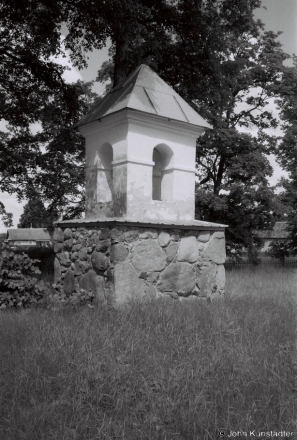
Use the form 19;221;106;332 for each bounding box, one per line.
0;0;296;233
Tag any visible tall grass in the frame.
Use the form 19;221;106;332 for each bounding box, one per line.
0;267;296;439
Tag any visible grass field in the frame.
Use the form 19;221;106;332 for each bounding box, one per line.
0;267;296;440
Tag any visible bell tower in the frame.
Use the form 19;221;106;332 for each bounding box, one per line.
76;64;212;222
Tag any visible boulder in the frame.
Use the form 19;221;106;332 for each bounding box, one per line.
124;230;139;243
139;229;158;239
74;259;89;276
79;270;105;302
96;239;110;252
63;270;76;295
91;251;109;272
158;232;171;247
64;238;73;251
176;236;199;263
110;228;124;243
201;232;226;264
197;264;217;297
57;251;71;267
166;242;178;262
54;242;63;253
158;262;196;295
78;247;88;261
54;258;62;284
99;228;110;240
216;265;225;294
53;228;64;243
114;262;145;303
64;228;73;240
132;239;166;272
197;231;210;243
110;244;128;262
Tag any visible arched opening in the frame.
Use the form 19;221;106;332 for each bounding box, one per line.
152;144;174;201
96;143;113;203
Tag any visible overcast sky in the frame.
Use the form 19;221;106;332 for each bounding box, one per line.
0;0;296;232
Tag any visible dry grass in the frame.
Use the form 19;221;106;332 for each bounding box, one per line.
0;267;296;439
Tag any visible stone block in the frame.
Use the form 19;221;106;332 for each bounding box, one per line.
57;251;71;267
79;270;105;302
197;242;205;251
177;236;199;263
197;231;210;243
78;247;88;261
110;244;128;263
96;239;110;252
111;228;124;243
54;228;64;243
54;242;63;253
158;232;171;247
64;238;73;251
64;228;73;240
91;251;109;272
147;272;159;283
54;258;61;284
114;262;145;303
73;244;82;252
139;229;158;239
146;285;157;297
198;264;217;297
201;232;226;264
166;242;178;262
63;270;76;295
71;252;78;261
74;259;90;276
132;239;166;272
158;262;196;295
99;228;110;240
216;265;225;294
124;230;139;243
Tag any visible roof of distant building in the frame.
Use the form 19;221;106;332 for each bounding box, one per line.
75;64;212;130
257;222;290;239
7;229;51;241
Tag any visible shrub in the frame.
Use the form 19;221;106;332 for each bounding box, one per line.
0;251;50;309
267;240;291;263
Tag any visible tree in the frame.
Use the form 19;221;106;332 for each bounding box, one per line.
0;0;290;253
0;0;82;225
275;58;297;254
18;196;57;229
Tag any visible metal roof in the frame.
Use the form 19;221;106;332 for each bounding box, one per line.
7;229;51;241
56;217;227;230
256;222;290;239
75;65;212;129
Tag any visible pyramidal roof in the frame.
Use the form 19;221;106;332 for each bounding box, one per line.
76;64;212;129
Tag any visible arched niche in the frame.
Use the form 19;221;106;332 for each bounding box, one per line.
152;144;174;201
95;143;113;203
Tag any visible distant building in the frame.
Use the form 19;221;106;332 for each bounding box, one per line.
257;222;290;252
4;228;52;248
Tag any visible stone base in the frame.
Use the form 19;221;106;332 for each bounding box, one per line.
53;223;226;306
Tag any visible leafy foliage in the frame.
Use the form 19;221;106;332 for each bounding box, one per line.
275;58;297;254
267;240;291;263
0;251;49;309
18;196;58;229
0;0;292;250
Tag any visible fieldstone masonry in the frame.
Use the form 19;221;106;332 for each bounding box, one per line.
53;224;226;305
